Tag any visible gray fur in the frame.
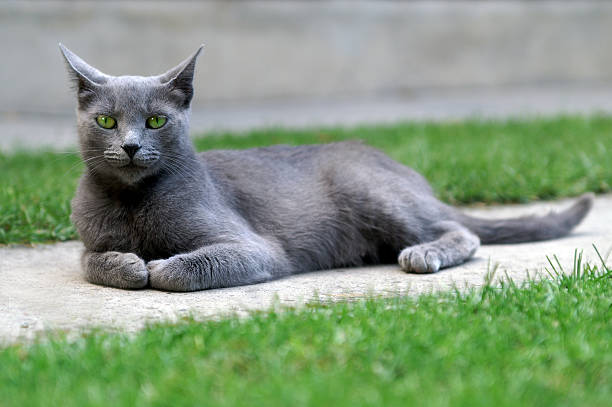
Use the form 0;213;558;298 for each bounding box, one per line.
60;44;594;291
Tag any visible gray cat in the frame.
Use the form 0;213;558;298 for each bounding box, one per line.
60;44;594;292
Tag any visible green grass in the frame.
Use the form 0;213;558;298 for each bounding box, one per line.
1;253;610;406
1;115;611;244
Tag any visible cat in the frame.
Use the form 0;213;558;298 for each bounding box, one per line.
60;44;594;292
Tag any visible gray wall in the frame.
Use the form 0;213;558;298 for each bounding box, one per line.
2;0;612;115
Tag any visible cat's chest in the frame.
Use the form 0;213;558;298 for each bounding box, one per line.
74;193;215;260
126;203;201;260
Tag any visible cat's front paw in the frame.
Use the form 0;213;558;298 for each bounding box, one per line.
147;256;204;292
116;253;150;287
398;246;442;274
85;251;149;289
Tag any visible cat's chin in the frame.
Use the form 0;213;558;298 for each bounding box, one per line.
112;164;158;185
119;162;147;170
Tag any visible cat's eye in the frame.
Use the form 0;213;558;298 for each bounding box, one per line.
96;115;116;129
146;115;167;129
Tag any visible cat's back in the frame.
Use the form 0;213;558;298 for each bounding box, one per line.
199;141;379;177
198;140;428;192
200;142;335;170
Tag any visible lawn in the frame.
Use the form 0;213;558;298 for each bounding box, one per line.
0;254;610;406
1;115;611;244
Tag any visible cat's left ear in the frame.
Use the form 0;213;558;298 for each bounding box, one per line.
158;45;204;109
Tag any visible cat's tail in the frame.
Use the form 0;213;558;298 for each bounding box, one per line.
455;193;594;244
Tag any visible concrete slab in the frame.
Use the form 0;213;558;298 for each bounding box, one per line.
1;195;610;345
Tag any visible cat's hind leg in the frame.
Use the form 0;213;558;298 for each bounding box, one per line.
398;221;480;273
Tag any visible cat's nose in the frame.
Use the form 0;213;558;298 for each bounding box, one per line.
121;143;141;159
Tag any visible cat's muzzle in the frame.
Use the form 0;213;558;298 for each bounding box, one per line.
104;148;160;168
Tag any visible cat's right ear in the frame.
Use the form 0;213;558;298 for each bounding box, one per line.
59;44;108;106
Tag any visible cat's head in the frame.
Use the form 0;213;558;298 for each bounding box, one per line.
60;44;203;185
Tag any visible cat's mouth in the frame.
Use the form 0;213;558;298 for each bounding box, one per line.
108;157;159;170
110;160;161;184
101;150;161;181
120;162;146;169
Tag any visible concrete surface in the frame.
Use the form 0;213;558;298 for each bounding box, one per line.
3;1;612;115
4;83;612;152
1;195;610;345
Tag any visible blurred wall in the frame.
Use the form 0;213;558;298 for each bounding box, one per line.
2;0;612;114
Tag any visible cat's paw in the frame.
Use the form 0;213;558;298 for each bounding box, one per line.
147;256;201;292
398;246;442;274
146;259;174;290
104;252;149;288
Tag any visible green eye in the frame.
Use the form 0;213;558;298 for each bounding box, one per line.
96;115;116;129
146;115;167;129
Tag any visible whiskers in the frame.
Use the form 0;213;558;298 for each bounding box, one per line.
53;149;106;179
79;155;107;178
161;153;202;182
53;148;104;155
50;148;202;184
4;148;105;197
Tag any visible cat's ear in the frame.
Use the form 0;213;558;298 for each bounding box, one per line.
158;45;204;108
59;44;108;105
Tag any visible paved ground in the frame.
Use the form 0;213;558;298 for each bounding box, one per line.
1;194;610;345
3;84;612;151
